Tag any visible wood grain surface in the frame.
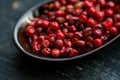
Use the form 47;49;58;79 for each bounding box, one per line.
0;0;120;80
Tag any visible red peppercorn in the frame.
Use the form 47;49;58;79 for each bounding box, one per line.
25;25;35;37
51;49;60;58
104;9;114;17
40;14;48;20
38;36;45;44
48;16;55;21
106;1;115;9
73;32;83;39
73;49;79;55
46;27;54;34
96;11;104;21
85;36;93;42
106;18;113;23
50;22;59;31
110;27;118;36
72;38;78;46
55;39;64;48
93;24;103;30
35;19;43;27
56;10;66;17
46;34;56;47
77;40;85;47
115;22;120;30
64;40;72;47
56;17;65;24
68;0;78;5
68;16;79;25
47;12;55;17
60;47;67;57
31;40;38;46
68;25;77;32
32;42;41;54
83;27;92;37
81;11;87;15
66;32;73;39
60;0;67;6
36;27;42;34
74;2;84;9
45;34;56;42
84;42;93;51
93;38;102;47
41;20;49;29
93;29;102;38
79;14;88;23
114;14;120;22
56;31;65;40
95;4;101;11
68;49;75;57
101;35;108;43
66;14;72;20
88;0;96;3
54;1;60;10
115;5;120;13
97;0;106;7
87;7;96;17
84;1;93;8
48;3;54;10
31;34;38;41
41;40;50;48
72;16;79;20
46;34;56;42
30;19;38;27
75;22;84;31
42;48;51;56
105;30;110;38
66;5;74;13
72;9;82;16
87;18;97;27
62;28;68;35
63;22;69;27
66;48;78;57
103;20;112;30
60;6;66;11
66;47;72;57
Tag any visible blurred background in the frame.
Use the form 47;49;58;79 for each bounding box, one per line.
0;0;120;80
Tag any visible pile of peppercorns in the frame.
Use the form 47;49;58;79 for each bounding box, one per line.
25;0;120;58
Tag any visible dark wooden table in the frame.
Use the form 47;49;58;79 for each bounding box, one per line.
0;0;120;80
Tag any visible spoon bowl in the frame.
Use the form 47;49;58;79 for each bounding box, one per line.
13;0;120;62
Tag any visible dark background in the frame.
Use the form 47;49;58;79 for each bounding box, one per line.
0;0;120;80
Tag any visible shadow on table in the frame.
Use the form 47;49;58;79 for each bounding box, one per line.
15;50;102;74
